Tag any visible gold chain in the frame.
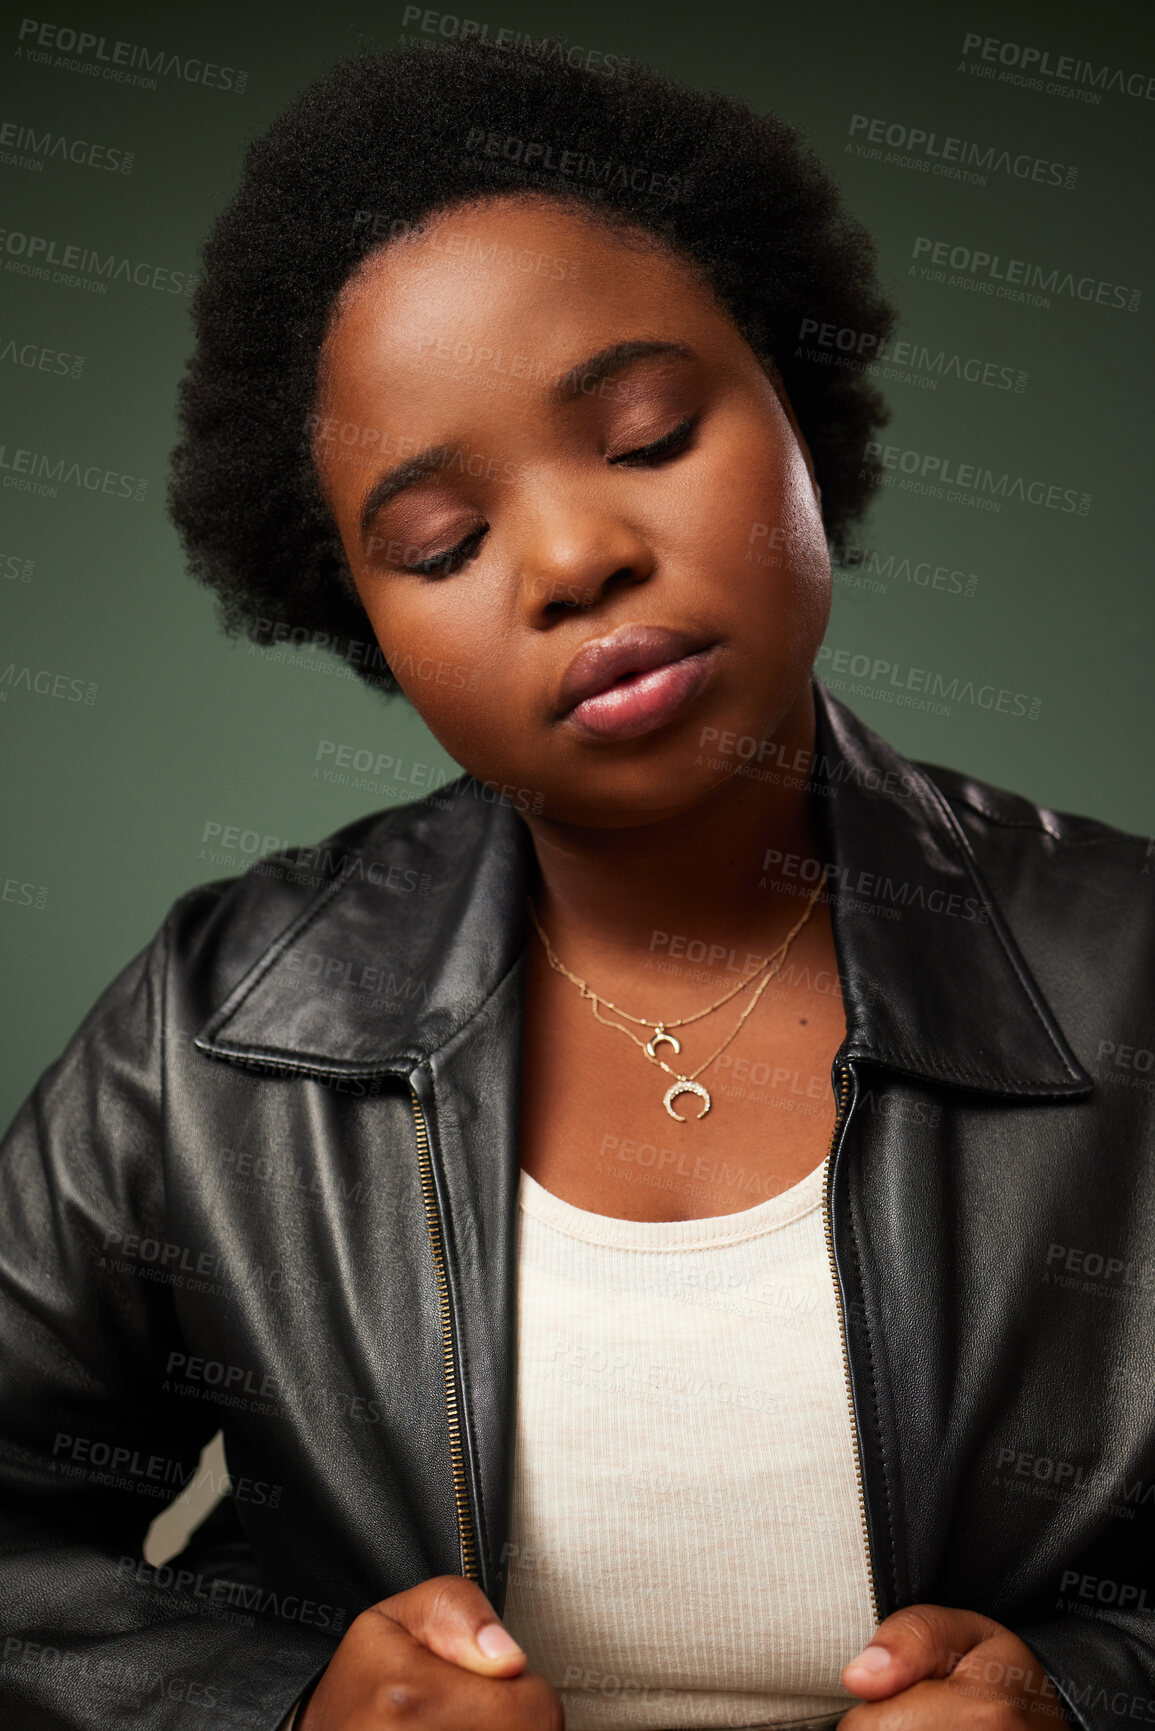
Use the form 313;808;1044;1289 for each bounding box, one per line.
527;896;801;1031
525;871;826;1121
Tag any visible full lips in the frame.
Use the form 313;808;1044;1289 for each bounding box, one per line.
563;646;716;741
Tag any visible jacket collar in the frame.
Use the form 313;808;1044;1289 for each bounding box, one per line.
195;681;1090;1099
807;685;1089;1097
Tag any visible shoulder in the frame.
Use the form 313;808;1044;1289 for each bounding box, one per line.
917;757;1150;857
915;756;1154;929
161;774;496;1005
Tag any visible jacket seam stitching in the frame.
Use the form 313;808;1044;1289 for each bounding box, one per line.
845;1039;1088;1093
200;1042;412;1077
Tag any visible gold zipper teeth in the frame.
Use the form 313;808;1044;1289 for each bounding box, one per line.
411;1089;480;1581
412;1068;870;1607
823;1064;881;1627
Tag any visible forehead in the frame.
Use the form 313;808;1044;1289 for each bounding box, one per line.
320;196;728;404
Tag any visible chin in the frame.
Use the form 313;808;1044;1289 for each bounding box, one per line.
556;763;739;830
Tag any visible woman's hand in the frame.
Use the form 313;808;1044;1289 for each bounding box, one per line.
297;1575;563;1730
839;1605;1074;1726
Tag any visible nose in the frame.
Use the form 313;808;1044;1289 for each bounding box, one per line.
514;488;654;623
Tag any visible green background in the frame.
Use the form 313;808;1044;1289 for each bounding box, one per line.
3;0;1153;1128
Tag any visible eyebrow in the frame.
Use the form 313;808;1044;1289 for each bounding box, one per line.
552;337;696;404
356;338;697;535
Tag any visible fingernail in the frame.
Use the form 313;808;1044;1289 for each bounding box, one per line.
847;1645;891;1675
477;1623;523;1659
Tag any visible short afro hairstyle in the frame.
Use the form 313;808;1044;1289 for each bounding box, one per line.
168;35;897;697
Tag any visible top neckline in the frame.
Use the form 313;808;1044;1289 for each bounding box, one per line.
517;1158;828;1252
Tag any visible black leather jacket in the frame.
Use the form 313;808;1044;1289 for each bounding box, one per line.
2;681;1153;1731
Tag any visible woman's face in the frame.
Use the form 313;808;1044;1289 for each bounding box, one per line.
314;194;831;828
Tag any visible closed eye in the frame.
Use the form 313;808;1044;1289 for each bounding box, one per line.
401;524;488;578
399;412;700;577
609;412;699;467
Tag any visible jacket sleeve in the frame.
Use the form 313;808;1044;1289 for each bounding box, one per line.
0;914;336;1730
1016;1615;1155;1731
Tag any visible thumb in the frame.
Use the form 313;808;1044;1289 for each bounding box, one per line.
378;1574;527;1677
842;1603;998;1700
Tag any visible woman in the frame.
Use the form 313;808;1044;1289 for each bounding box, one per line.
1;35;1151;1731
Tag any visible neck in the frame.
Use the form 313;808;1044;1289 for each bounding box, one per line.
522;685;822;968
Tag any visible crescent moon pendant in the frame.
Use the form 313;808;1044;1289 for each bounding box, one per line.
646;1029;681;1059
663;1079;711;1122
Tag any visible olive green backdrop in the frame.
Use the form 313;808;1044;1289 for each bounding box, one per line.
2;0;1153;1129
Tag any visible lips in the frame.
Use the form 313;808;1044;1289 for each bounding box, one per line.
555;623;716;741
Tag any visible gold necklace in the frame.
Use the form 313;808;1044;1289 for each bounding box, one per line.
525;871;826;1122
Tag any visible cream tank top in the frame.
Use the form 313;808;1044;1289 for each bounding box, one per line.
499;1159;877;1731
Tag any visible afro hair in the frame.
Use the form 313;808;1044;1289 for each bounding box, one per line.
168;35;897;696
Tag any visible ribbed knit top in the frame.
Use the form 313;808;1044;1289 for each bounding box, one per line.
500;1161;876;1730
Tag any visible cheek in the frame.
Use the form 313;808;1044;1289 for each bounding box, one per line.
715;443;830;683
689;406;821;566
696;437;828;624
359;586;527;764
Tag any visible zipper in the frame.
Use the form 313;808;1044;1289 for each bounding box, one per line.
410;1086;481;1583
822;1058;881;1626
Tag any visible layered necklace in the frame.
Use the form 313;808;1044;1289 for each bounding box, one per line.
525;870;826;1122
